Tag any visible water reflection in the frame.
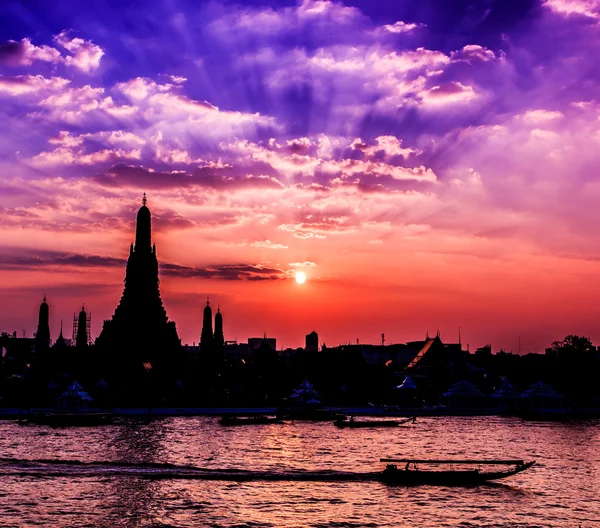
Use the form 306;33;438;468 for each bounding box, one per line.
103;419;168;526
0;416;599;527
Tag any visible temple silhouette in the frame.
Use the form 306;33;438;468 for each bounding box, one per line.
95;194;183;398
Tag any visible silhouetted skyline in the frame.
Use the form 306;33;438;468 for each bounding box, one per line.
2;1;600;352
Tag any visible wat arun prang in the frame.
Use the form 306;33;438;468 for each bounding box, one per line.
96;194;184;400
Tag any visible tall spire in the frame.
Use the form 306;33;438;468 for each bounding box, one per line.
135;193;152;252
76;304;89;349
214;305;224;353
95;195;182;403
201;298;213;352
35;294;50;351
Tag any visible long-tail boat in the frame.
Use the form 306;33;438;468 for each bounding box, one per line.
378;458;535;485
218;415;284;426
334;416;416;428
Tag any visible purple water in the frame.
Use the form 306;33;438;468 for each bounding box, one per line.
0;416;598;527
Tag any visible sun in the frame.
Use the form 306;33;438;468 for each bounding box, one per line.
295;271;307;284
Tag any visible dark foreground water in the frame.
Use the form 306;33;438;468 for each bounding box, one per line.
0;416;599;527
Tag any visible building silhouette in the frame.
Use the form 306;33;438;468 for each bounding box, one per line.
305;331;318;353
73;305;90;349
54;320;68;349
200;299;213;352
214;307;224;354
95;194;182;394
35;295;50;353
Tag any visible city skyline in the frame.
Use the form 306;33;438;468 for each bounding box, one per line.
2;0;600;352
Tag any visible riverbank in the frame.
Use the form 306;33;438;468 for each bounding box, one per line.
2;406;600;420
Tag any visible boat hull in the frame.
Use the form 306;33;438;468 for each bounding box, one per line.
380;461;535;486
28;411;113;426
218;416;284;426
334;420;400;428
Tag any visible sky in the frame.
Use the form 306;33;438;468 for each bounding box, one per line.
1;0;600;352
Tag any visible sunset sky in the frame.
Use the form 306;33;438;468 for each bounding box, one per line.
1;0;600;352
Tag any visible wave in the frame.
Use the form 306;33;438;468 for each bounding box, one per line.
0;457;380;483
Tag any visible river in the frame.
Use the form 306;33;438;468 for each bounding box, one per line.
0;416;598;527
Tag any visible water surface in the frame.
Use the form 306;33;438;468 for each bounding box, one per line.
0;416;598;527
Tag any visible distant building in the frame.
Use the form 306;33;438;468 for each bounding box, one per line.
73;305;90;349
200;299;213;352
248;337;276;351
214;307;224;354
35;295;51;353
305;331;318;353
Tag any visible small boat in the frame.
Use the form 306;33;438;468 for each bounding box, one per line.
278;408;341;421
378;458;535;485
334;416;416;428
28;409;113;426
218;415;284;426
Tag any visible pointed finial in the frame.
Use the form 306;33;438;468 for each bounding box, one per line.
206;297;210;306
59;319;63;337
217;305;220;313
81;303;85;312
142;192;147;206
43;293;47;302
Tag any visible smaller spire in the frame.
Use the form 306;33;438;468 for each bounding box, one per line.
142;192;147;206
43;293;47;302
207;297;210;306
217;305;220;313
59;319;63;338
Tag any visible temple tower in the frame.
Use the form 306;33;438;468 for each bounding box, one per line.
200;299;213;352
35;294;51;352
75;305;89;349
214;306;224;353
96;194;181;383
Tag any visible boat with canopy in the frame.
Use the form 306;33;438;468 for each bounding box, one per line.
218;415;284;426
334;416;416;428
378;458;535;485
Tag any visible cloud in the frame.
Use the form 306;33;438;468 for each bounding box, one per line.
208;0;364;43
93;163;284;191
0;75;70;96
351;136;418;159
521;109;564;124
289;261;317;267
379;21;425;34
160;262;287;281
420;82;477;106
53;31;104;72
0;248;287;281
0;38;61;66
0;249;124;271
250;240;289;249
0;32;104;72
544;0;600;19
115;77;278;134
30;147;142;167
226;136;436;184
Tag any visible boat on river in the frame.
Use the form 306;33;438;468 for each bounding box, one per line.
334;416;416;428
4;457;535;487
379;458;535;485
28;409;113;426
218;415;284;426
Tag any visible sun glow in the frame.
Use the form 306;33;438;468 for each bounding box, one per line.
295;271;307;284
